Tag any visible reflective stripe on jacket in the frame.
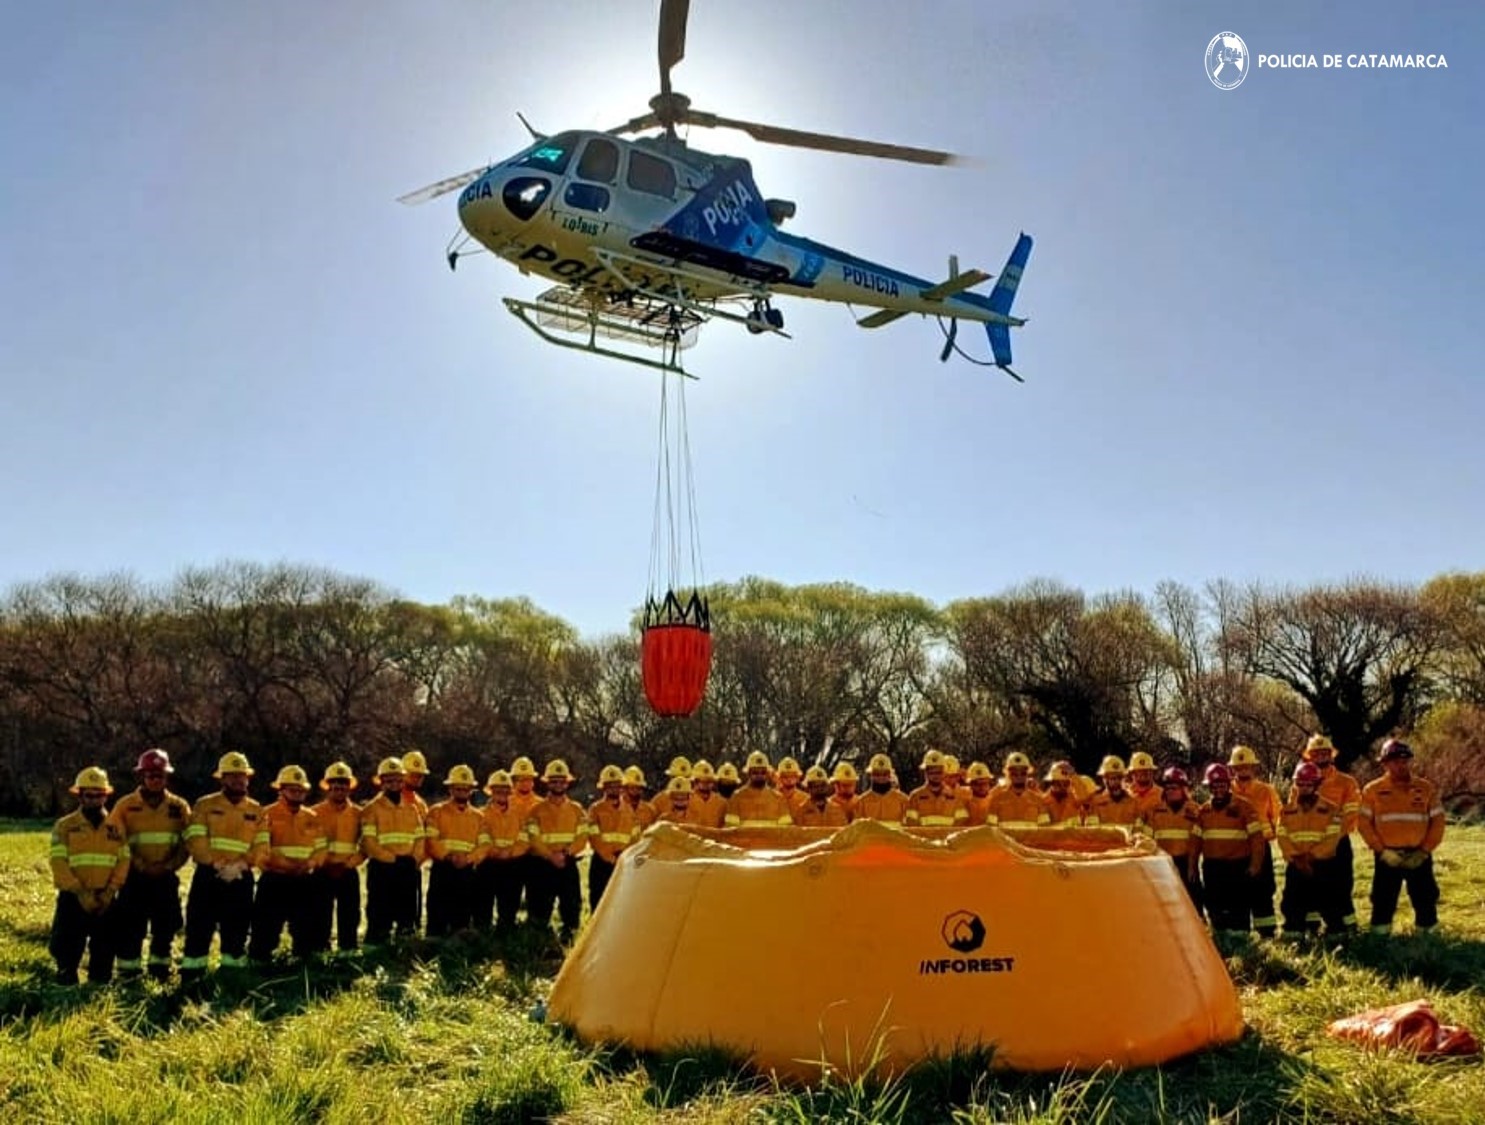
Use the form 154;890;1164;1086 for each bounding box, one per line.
107;789;191;872
50;810;131;892
184;792;267;866
1358;776;1446;852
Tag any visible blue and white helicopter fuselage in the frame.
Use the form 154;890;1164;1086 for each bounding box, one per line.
448;129;1031;376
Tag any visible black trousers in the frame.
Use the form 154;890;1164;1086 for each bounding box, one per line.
587;855;616;911
50;891;118;982
115;871;183;970
365;858;421;943
1370;853;1440;930
426;861;477;937
1249;844;1278;935
307;867;361;952
527;858;582;934
1201;857;1252;932
248;871;318;962
1334;835;1358;927
183;866;255;970
473;860;524;932
1281;856;1349;933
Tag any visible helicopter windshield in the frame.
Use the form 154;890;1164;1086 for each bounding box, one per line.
516;133;579;174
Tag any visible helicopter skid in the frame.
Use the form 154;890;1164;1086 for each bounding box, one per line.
592;249;792;340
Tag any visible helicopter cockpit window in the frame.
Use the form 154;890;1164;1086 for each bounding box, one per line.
576;138;620;184
516;134;577;174
627;151;677;198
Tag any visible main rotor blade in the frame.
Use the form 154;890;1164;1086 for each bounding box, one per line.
707;113;961;166
607;112;659;136
657;0;690;92
395;167;487;206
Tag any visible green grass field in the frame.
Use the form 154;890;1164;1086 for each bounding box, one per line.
3;822;1483;1124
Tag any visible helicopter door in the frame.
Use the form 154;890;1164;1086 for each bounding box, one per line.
561;137;620;216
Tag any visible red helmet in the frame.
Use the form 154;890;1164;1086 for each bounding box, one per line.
1292;762;1322;785
1203;762;1232;785
1161;767;1189;787
135;748;174;774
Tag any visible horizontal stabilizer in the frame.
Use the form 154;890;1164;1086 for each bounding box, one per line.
856;308;908;329
920;268;991;301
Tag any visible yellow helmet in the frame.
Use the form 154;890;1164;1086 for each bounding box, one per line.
70;766;113;794
744;750;771;772
966;761;993;782
804;765;830;784
1004;751;1032;773
831;762;859;783
690;760;716;780
376;756;405;778
214;751;254;778
1097;755;1127;777
598;764;625;785
1044;761;1075;783
510;756;538;779
486;769;513;790
623;766;647;786
666;756;692;779
271;765;311;790
667;776;692;794
321;761;356;789
1303;734;1336;760
1228;745;1261;767
1127;752;1157;773
867;753;894;775
444;764;478;787
943;755;962;775
777;757;803;777
920;749;946;770
543;759;573;782
716;763;741;783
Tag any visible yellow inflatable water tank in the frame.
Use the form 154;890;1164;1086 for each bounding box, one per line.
549;820;1243;1079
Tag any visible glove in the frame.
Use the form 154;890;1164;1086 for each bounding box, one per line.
1379;848;1405;868
75;888;99;913
1399;849;1430;870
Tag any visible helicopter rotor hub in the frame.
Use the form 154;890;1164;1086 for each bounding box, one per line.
649;91;691;131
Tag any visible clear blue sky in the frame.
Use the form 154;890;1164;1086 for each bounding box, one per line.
2;2;1481;637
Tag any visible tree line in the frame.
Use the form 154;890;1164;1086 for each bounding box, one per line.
3;561;1482;815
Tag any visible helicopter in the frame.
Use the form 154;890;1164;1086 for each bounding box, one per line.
398;0;1033;379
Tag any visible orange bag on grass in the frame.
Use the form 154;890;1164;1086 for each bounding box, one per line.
1327;1000;1480;1059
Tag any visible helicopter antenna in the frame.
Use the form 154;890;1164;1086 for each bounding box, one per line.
515;111;544;141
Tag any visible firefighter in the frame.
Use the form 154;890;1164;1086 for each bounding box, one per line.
962;762;995;826
656;776;693;823
828;762;859;820
474;770;529;934
1041;762;1085;826
1228;745;1280;937
853;754;910;825
724;752;794;827
1126;752;1162;822
1084;756;1139;829
775;757;808;815
108;748;191;981
905;750;968;828
248;765;326;964
508;756;543;932
794;766;850;826
49;767;130;985
1301;734;1361;931
1192;763;1265;934
985;753;1051;829
359;757;425;944
1141;767;1202;906
181;752;266;978
942;755;966;796
650;757;692;820
525;760;589;941
400;749;431;817
308;761;363;955
622;766;658;829
685;761;729;828
585;764;638;909
424;764;490;937
1358;738;1447;935
715;762;742;800
1276;761;1346;936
